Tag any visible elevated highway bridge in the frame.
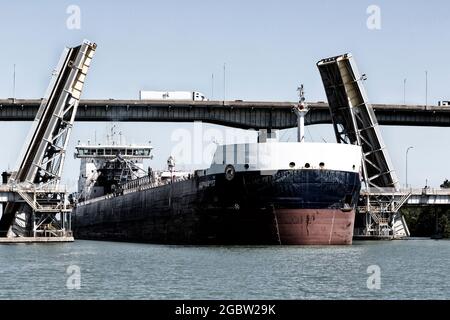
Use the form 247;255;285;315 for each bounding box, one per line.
1;99;450;129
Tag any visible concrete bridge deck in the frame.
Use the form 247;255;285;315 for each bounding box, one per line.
1;99;450;129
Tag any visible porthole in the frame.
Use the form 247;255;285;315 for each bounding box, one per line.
304;163;311;168
319;162;325;168
225;165;236;181
289;162;296;168
244;164;249;170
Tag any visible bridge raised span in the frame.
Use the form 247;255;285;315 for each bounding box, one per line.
0;40;97;240
1;99;450;129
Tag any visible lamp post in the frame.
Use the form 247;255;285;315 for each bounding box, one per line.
425;71;428;108
406;146;414;188
403;78;407;105
223;63;226;102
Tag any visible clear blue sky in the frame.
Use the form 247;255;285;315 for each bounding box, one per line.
0;0;450;190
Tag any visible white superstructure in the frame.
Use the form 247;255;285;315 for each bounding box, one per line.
75;143;152;199
204;142;362;175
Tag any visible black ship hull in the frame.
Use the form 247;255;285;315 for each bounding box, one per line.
73;169;361;245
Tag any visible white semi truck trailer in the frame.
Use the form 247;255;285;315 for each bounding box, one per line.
139;91;208;101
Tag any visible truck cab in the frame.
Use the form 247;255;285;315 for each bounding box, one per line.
193;92;207;101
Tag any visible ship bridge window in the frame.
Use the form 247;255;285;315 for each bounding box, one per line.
105;149;112;155
134;150;146;156
144;149;151;156
119;149;125;155
127;149;133;155
97;149;104;156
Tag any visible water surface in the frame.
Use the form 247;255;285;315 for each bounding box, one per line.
0;239;448;299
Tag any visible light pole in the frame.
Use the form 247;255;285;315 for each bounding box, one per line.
425;71;428;108
403;78;407;105
211;73;214;100
406;146;414;188
223;63;226;102
13;64;16;101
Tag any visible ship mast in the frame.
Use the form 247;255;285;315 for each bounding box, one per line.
294;84;309;143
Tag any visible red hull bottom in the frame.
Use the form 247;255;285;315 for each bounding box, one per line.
275;209;355;245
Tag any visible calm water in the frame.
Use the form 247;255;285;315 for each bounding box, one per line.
0;239;449;300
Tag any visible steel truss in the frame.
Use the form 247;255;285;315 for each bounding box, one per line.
0;40;96;238
317;54;409;238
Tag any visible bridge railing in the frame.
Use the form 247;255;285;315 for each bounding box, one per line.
0;184;68;194
362;187;450;196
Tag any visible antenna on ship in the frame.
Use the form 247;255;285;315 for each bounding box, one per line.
111;125;115;145
294;84;309;143
167;156;175;184
108;124;117;145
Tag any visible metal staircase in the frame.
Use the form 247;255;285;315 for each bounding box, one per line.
16;190;39;211
317;54;410;239
0;40;96;239
392;192;412;213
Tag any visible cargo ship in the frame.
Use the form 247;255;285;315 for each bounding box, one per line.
72;91;363;245
72;141;361;245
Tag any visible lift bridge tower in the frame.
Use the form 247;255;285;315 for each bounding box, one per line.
317;54;410;239
0;40;96;240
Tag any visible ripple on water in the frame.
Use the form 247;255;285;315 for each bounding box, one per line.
0;240;449;299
